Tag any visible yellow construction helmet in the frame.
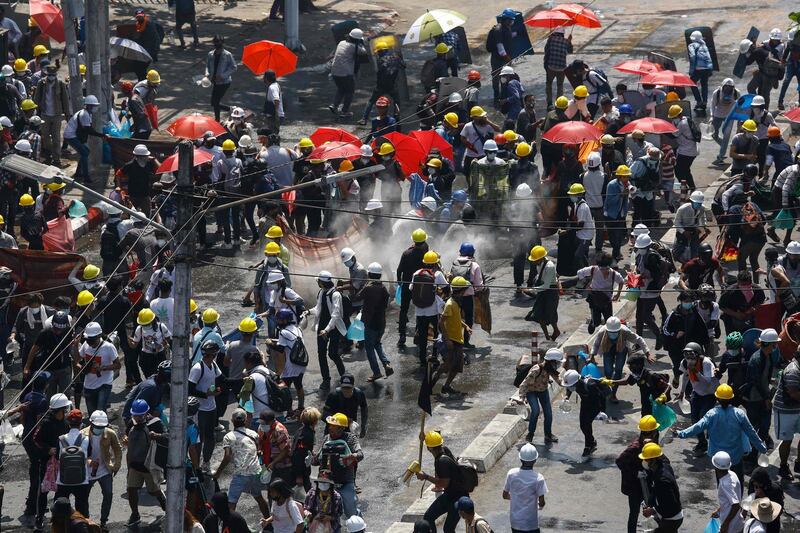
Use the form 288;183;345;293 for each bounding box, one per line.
450;276;470;289
76;290;95;307
573;85;589;98
411;228;427;243
266;225;284;239
0;215;4;225
375;41;389;52
298;137;314;148
18;193;34;207
567;183;586;195
528;245;547;262
422;251;439;264
741;119;757;133
516;142;532;157
469;106;487;118
221;139;236;151
189;299;198;313
202;308;220;323
503;130;519;142
47;182;66;192
638;442;663;460
33;45;49;57
339;159;354;172
668;104;683;119
444;112;459;128
326;412;349;428
21;99;37;111
238;317;258;333
378;142;395;156
424;431;444;447
665;91;680;102
82;264;100;280
638;415;660;432
615;164;632;177
146;69;161;84
715;384;734;400
13;59;27;73
137;308;155;325
426;158;442;169
434;43;450;55
555;96;569;110
79;64;86;75
264;241;281;255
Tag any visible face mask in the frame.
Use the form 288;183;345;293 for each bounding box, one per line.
135;156;148;166
382;155;393;162
267;257;278;265
318;482;332;491
691;201;702;209
643;89;653;96
267;283;278;290
564;149;576;158
789;256;799;266
608;332;619;340
681;302;693;310
361;157;371;164
47;74;56;81
428;170;437;177
344;258;355;268
226;155;236;161
570;196;579;203
92;427;103;436
485;152;496;162
259;424;269;432
642;461;651;471
753;108;764;118
636;248;647;256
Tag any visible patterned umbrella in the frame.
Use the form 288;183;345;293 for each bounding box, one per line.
403;10;467;45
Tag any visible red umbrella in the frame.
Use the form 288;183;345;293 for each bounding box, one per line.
309;127;361;148
30;0;64;43
308;141;362;161
166;113;227;139
408;130;454;163
640;71;697;87
617;117;678;135
553;3;601;28
524;10;575;30
156;149;214;174
784;108;800;123
373;132;427;175
241;40;298;77
542;121;602;144
612;59;663;76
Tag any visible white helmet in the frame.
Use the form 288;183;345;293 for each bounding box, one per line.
634;234;652;249
367;262;382;275
89;410;109;427
317;270;333;283
483;139;498;152
239;134;253;148
606;316;622;332
84;321;103;337
230;107;245;119
132;144;150;156
49;393;71;409
266;271;285;283
562;369;580;388
722;78;735;87
544;347;564;362
759;328;780;343
751;95;766;107
632;223;650;237
711;451;731;470
420;196;437;212
448;92;463;103
519;443;539;462
786;241;800;255
345;516;366;533
587;151;601;169
14;139;32;152
340;247;355;263
29;115;43;127
84;94;99;106
739;39;753;54
0;65;12;77
690;190;705;203
515;183;532;199
769;28;783;40
690;30;703;42
500;65;515;76
348;28;364;40
360;144;373;158
365;198;383;211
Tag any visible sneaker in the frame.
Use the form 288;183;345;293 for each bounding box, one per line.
397;337;406;349
712;156;726;166
441;385;463;395
464;342;476;350
33;518;44;532
767;227;781;243
693;443;707;458
338;111;353;119
778;102;785;111
780;463;795;480
587;323;595;334
319;379;331;390
655;335;663;351
383;364;394;377
582;443;597;457
101;522;109;533
525;431;534;443
545;434;559;444
357;118;367;126
127;514;141;527
328;104;338;114
200;461;211;473
19;514;35;527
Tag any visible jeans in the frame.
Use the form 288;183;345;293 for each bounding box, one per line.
490;54;505;101
423;491;465;533
415;315;438;365
527;390;552;436
690;69;712;105
590;208;605;250
316;329;345;382
672;230;699;264
198;409;217;462
627;493;642;533
738;237;766;282
84;383;112;415
606;218;626;258
745;400;772;443
89;474;113;523
364;326;390;376
220;205;241;244
779;59;800;105
398;284;412;340
690;392;717;447
55;483;90;517
603;348;628;384
714;117;734;160
545;67;566;107
211;82;231;122
243;203;258;242
575;238;591;270
332;75;356;113
338;481;360;518
675;154;696;190
67;137;90;179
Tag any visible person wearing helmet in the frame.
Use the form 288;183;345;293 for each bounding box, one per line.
356;263;393;380
563;368;607;457
764;125;794;180
337;248;368;354
329;29;367;118
665;105;699;193
24;310;73;394
396;229;431;347
578;252;624;333
436;113;466;174
63;94;106;183
9;292;52;371
80;321;121;415
579;152;605;252
687;30;713;110
503;443;548;532
678;242;723;292
130;306;172;379
638;443;683;532
508;138;539;191
565;84;591;122
81;410;122;530
677;341;717;455
53;407;91;517
570;60;612;119
772;342;800;480
772;153;800;245
747;96;777;175
118;143;158;216
460;106;501;183
717;270;765;335
223;106;257;143
538;97;570;176
364;94;399;143
717;332;746;400
432;277;472;394
374;142;406;213
253;240;292;314
19;114;43;165
486;10;515;102
471;138;510;222
695;283;722;357
662;290;710;376
409;251;448;367
312;411;363;518
615;414;662;533
20;189;47;250
358;40;404;126
743;328;782;450
602;165;631;260
124;396;168;526
743;30;785;110
423;153;456;204
191;308;224;364
589;314;652;401
188;341;224;471
506;184;541;291
770;241;800;309
542;26;573;108
728;119;760;177
709;79;740;165
779;29;800;111
311;271;348;389
452;243;484;350
517;348;564;443
523;246;561;340
215;138;244;248
498;65;525;125
416;430;467;532
716;163;758;218
629;145;661;228
562;182;595;271
672;189;709;263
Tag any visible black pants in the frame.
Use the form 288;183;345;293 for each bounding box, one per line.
490;54;504;101
0;189;17;237
125;343;142;384
675;154;696;191
667;347;683;381
198;409;217;462
269;0;284;17
579;403;599;448
415;315;439;365
175;12;199;45
316;329;345;382
513;239;537;287
635;298;661;342
55;484;90;518
294;204;323;235
757;138;769;175
461;294;474;345
211;82;231;122
398;284;412;340
589;293;613;330
139;350;164;381
632;196;655;228
654;518;683;532
24;445;47;519
606;218;626;258
627;493;643;533
332;75;355;113
423;491;466;533
738;237;766;282
220;205;241;244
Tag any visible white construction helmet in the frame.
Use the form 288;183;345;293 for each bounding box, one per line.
14;139;31;152
690;190;705;203
367;262;382;275
500;65;515;76
132;144;150;156
769;28;783;40
89;410;109;427
739;39;753;54
634;234;652;249
519;443;539;462
239;134;253;148
606;316;622;332
786;241;800;255
420;196;438;211
340;247;355;263
345;516;367;533
690;30;703;42
365;198;383;211
483;139;498;152
515;183;532;198
49;393;71;409
448;92;463;103
751;95;766;107
632;223;650;237
84;94;99;106
360;144;373;158
587;151;601;168
0;65;12;77
759;328;780;343
230;106;245;119
562;369;580;388
544;347;564;362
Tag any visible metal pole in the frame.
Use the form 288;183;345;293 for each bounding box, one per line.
284;0;304;52
165;140;194;533
62;0;83;113
84;0;105;178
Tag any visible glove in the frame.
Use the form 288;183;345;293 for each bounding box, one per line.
600;378;613;386
656;394;667;404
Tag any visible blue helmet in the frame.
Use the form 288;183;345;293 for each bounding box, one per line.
130;399;150;416
452;190;468;203
499;8;517;20
276;308;295;323
459;242;475;256
619;104;633;115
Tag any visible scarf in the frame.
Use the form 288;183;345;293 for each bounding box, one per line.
135;16;148;33
687;359;701;382
599;330;625;354
25;305;46;330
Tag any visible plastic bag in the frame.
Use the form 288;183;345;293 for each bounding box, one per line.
624;287;641;302
347;319;365;341
395;285;402;305
42;456;58;493
0;419;14;444
651;397;678;430
703;517;720;533
42;215;75;252
580;362;602;379
774;209;794;230
68;200;88;218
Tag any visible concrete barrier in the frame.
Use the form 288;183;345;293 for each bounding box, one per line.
401;491;438;523
459;413;528;473
386;522;416;533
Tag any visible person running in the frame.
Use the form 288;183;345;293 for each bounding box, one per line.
711;451;744;533
517;348;563;444
639;443;683;532
435;277;471;395
563;369;605;457
616;416;660;533
418;431;467;533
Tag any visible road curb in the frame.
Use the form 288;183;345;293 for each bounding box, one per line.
71;206;107;241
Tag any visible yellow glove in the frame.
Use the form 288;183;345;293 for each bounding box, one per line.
600;378;613;386
656;394;667;404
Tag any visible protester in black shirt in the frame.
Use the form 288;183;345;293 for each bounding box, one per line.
98;276;137;385
396;231;430;347
24;311;74;396
323;374;368;438
203;491;250;533
418;431;466;533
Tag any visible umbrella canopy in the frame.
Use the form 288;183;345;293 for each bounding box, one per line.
156;149;214;174
617;117;678;135
524;10;575;30
640;71;697;87
403;9;467;45
109;37;153;63
30;0;64;43
542;121;602;144
784;107;800;123
309;141;362;161
553;3;601;28
612;59;663;76
408;130;454;162
373;132;427;175
166;113;227;139
309;127;361;148
241;40;298;77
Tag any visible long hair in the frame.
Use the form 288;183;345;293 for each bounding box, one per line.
51;511;88;533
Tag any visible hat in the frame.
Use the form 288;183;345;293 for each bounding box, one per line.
67;408;83;422
711;451;731;469
751;498;782;524
231;408;247;422
340;374;355;388
349;28;364;40
160;173;176;185
454;496;474;512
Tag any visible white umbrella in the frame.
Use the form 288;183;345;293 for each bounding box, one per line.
109;37;152;63
403;9;467;45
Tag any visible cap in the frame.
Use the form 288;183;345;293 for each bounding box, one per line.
67;408;83;422
454;496;474;512
340;374;355;388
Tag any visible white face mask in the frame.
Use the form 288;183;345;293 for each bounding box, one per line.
753;108;764;118
570;196;579;203
361;157;371;164
318;482;332;491
259;423;269;432
267;257;278;265
642;461;651;470
485;152;496;162
382;155;393;162
636;248;648;256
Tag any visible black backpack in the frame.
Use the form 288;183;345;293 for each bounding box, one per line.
411;269;436;308
687;118;702;143
587;68;613;98
59;434;87;485
283;328;308;367
485;25;500;53
99;220;122;260
457;457;479;493
255;369;292;412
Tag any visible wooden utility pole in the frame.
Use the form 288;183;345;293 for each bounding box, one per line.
61;0;83;113
165;141;195;533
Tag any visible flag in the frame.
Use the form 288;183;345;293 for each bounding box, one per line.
417;362;433;415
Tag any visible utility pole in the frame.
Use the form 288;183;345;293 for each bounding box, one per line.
284;0;305;52
84;0;103;177
62;0;83;113
165;141;194;533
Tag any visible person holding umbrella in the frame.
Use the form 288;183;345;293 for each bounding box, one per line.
543;27;573;109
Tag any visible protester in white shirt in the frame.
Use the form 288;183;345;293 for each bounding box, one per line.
79;322;121;415
711;451;743;533
503;443;548;533
263;478;304;533
189;341;224;469
55;409;91;517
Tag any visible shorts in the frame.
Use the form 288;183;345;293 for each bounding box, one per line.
774;411;800;441
127;468;160;492
283;374;304;388
228;473;264;503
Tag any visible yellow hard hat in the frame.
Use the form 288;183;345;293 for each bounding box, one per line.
665;91;680;102
0;215;4;224
28;17;37;28
202;308;220;323
450;276;470;289
13;58;27;73
326;412;349;428
667;104;683;119
378;142;395;156
264;241;281;255
33;45;49;57
567;183;586;195
298;137;314;148
189;299;198;313
18;193;34;207
238;317;258;333
424;431;444;447
82;264;100;280
573;85;589;98
600;134;615;146
515;142;532;157
555;96;569;109
426;158;442;169
339;159;354;172
422;251;439;264
411;228;427;243
435;43;450;55
715;383;734;400
79;64;86;75
146;69;161;84
266;225;284;239
528;245;547;262
137;308;155;325
309;158;325;165
470;106;487;118
375;41;389;52
503;130;518;142
47;182;66;192
638;415;660;432
741;119;757;132
77;290;95;307
638;442;663;460
21;99;37;111
444;112;459;128
615;164;632;176
221;139;236;151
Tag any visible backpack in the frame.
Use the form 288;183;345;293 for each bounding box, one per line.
650;250;674;289
254;368;292;412
58;434;87;485
586;68;613;98
72;517;102;533
687;117;702;143
485;25;500;53
456;457;479;493
450;259;473;280
283;329;309;367
99;220;122;260
411;269;436;308
651;241;676;274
